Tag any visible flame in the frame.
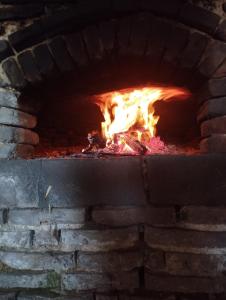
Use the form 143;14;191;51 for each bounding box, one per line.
95;86;190;153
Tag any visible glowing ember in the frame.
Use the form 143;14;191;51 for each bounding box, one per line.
94;86;190;154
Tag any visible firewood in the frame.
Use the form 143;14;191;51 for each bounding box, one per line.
117;133;147;155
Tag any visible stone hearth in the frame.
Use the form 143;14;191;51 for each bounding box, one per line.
0;1;226;299
0;155;226;299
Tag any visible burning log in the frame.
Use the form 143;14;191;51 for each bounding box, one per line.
116;133;147;155
82;130;148;155
82;131;105;153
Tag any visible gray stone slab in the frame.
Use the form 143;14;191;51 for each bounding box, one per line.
62;273;111;291
33;229;59;251
145;226;226;254
77;251;142;272
92;206;176;227
0;155;226;211
0;143;34;159
0;88;39;113
165;252;224;276
18;295;92;300
0;107;36;128
0;160;40;208
145;154;226;206
40;157;146;208
0;251;75;272
0;230;31;250
198;97;226;122
180;206;226;231
0;273;58;289
145;272;224;293
200;134;226;153
8;208;86;226
0;125;39;145
60;227;139;252
201;116;226;137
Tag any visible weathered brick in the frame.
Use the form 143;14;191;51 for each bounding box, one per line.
0;125;39;145
145;272;225;293
179;295;215;300
145;226;226;254
8;21;44;52
0;88;39;114
61;227;139;252
96;295;118;300
33;229;59;250
0;4;43;21
0;230;31;250
64;33;88;67
63;272;139;291
179;3;220;35
200;134;226;153
0;107;37;128
145;17;172;68
62;273;111;291
215;295;226;300
0;273;59;289
17;294;92;300
117;16;134;56
198;78;226;102
0;251;75;272
179;32;208;69
76;0;112;16
8;208;85;226
141;0;183;17
215;19;226;42
48;36;75;72
198;40;226;78
0;143;34;159
0;210;3;225
2;57;26;88
144;249;165;271
145;155;226;206
82;25;104;61
198;98;226;122
17;50;42;84
40;9;77;38
33;43;58;78
201;116;226;137
0;293;16;300
92;206;175;227
40;158;146;208
99;20;117;54
0;40;13;62
77;251;142;272
0;88;20;110
112;272;139;290
180;206;226;231
165;252;223;276
162;25;189;66
0;160;40;208
128;13;151;57
118;296;175;300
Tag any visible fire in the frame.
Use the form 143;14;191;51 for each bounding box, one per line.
94;86;190;154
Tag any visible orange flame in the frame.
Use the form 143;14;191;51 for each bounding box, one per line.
95;86;190;150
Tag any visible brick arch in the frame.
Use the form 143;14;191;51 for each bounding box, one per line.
1;4;226;157
1;2;226;89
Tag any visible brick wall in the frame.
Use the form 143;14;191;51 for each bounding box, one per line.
1;0;226;156
0;155;226;299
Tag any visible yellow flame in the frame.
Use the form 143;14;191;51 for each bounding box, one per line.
95;86;190;144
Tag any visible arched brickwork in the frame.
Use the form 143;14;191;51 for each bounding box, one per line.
1;3;226;300
1;1;226;157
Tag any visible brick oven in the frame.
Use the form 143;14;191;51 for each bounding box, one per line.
1;1;226;299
